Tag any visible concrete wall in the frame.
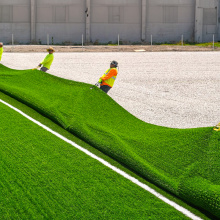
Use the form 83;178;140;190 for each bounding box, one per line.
218;0;220;40
146;0;195;43
0;0;219;44
35;0;85;44
90;0;142;43
0;0;30;44
195;0;218;43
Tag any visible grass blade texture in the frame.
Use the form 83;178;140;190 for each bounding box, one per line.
0;64;219;218
0;101;193;219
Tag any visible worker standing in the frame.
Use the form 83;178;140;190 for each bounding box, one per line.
97;60;118;93
0;42;3;62
38;47;55;72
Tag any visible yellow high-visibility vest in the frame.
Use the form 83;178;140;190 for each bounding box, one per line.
0;47;3;61
101;68;118;87
41;54;54;69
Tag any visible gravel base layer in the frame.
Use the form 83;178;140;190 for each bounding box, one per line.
1;51;219;128
3;44;220;52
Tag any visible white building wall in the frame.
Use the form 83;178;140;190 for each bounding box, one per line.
0;0;30;44
195;0;218;43
0;0;219;44
35;0;85;44
219;0;220;41
146;0;195;43
90;0;142;43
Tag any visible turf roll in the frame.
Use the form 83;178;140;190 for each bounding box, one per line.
0;64;219;218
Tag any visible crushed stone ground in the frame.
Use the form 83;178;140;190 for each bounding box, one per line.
3;44;220;52
1;46;220;128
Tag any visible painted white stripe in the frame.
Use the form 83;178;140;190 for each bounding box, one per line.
0;99;202;220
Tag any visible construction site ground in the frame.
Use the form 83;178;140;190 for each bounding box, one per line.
3;44;220;52
2;45;220;129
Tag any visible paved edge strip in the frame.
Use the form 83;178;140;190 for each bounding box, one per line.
0;99;203;220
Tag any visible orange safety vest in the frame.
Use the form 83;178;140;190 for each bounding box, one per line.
100;68;118;87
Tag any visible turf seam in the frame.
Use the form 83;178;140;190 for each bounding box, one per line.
0;98;203;220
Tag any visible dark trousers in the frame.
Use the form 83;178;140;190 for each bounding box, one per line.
100;85;111;94
40;67;49;72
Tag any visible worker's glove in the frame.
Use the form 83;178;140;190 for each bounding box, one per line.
95;82;100;87
98;78;102;83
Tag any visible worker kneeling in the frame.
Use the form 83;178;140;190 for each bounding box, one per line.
97;60;118;94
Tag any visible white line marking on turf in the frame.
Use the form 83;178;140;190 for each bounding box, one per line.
0;99;202;220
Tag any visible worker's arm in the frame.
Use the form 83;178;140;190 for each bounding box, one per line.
101;69;117;81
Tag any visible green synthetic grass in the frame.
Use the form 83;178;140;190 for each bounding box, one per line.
1;101;192;219
0;64;219;218
1;91;212;220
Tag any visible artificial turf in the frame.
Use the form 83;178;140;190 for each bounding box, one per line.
0;64;219;218
0;101;193;219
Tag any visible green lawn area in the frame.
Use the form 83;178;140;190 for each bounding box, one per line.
0;95;195;220
0;64;219;219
